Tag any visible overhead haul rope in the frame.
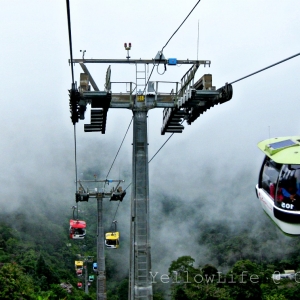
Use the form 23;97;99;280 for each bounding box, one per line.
110;203;121;231
161;0;201;53
74;126;79;219
66;0;79;219
104;117;133;227
103;116;133;192
104;116;133;183
119;0;202;207
66;0;75;85
230;52;300;85
108;193;122;232
148;132;176;164
140;0;202;160
132;0;202;186
143;0;202;93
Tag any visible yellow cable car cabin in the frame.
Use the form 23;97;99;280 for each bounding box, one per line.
75;260;84;270
105;232;120;249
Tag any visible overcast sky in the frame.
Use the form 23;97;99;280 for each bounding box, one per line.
1;0;300;276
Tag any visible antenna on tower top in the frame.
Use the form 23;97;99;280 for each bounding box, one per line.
80;50;86;60
124;43;132;59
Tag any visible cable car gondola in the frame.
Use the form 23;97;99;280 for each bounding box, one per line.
105;220;120;249
256;136;300;235
69;219;86;239
75;260;84;271
89;275;94;282
77;282;83;289
105;232;120;249
92;262;97;272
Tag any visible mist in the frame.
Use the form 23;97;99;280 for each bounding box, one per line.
1;0;300;297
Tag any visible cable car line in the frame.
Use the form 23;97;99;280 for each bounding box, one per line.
143;0;202;93
65;0;75;84
65;0;132;248
73;125;79;219
142;65;155;95
103;117;133;228
148;131;176;164
102;116;133;196
124;182;131;192
110;220;118;233
66;0;81;219
109;201;121;231
230;52;300;85
161;0;201;53
123;130;178;191
105;116;133;182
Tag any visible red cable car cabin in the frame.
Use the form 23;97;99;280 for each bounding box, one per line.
69;220;86;239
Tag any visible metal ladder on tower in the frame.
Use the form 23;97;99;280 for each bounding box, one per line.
136;64;147;95
136;217;148;283
134;211;151;300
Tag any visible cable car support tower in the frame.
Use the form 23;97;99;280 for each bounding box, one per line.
75;178;124;300
69;50;233;299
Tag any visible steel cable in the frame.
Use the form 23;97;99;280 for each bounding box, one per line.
230;52;300;85
66;0;75;84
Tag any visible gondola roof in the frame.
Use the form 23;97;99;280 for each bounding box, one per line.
106;232;119;240
70;220;86;228
75;260;84;266
257;136;300;164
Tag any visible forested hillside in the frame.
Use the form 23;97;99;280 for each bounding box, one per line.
1;186;300;300
0;196;130;300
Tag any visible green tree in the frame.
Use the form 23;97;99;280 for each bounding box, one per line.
173;287;189;300
35;255;59;291
184;263;230;300
169;256;196;282
19;249;38;275
264;294;287;300
0;263;34;299
226;260;263;300
117;278;129;300
168;256;197;299
168;256;230;300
